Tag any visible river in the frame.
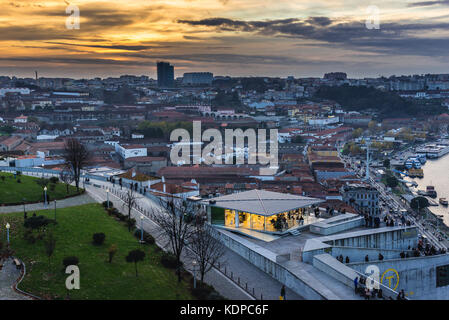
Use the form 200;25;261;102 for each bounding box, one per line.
405;154;449;226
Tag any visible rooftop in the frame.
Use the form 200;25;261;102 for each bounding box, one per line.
202;189;324;216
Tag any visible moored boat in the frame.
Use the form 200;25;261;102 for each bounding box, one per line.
440;198;448;206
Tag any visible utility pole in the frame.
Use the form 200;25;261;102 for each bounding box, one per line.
366;139;371;181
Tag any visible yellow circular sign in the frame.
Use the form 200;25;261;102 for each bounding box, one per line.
381;268;400;291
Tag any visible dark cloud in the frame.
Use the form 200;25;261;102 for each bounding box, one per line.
408;0;449;7
178;17;449;58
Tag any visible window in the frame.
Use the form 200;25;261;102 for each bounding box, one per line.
437;265;449;287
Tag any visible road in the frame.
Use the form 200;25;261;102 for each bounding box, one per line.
341;153;448;251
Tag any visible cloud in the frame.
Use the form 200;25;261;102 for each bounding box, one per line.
407;0;449;7
178;17;449;57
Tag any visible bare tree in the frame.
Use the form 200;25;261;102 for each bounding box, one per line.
59;167;74;194
189;223;226;283
62;138;90;192
150;197;196;282
122;188;141;232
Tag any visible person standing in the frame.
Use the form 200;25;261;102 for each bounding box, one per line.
354;276;359;293
280;285;286;300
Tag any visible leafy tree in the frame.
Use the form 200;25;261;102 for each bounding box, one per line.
410;197;429;211
386;175;399;188
125;249;145;277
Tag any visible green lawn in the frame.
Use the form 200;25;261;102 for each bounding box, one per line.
0;172;80;205
1;203;193;299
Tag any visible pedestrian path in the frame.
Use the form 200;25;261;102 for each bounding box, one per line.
0;194;96;214
0;259;30;300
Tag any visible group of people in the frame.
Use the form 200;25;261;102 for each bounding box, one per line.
337;255;350;264
354;276;383;300
364;253;384;262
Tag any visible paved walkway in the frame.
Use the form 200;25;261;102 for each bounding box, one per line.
86;181;303;300
0;194;96;213
0;259;30;300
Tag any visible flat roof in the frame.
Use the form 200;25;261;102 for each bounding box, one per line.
202;189;324;216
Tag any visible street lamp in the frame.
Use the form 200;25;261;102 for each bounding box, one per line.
106;188;110;208
140;214;144;243
44;186;48;207
192;259;197;289
6;223;10;244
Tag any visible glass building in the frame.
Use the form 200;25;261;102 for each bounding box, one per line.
203;189;324;234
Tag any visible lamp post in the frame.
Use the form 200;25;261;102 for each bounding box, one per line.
106;188;110;208
54;200;57;222
44;186;48;207
6;223;10;244
140;214;144;243
192;259;197;289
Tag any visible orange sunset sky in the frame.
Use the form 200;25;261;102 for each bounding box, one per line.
1;0;449;78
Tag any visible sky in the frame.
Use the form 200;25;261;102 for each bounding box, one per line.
1;0;449;79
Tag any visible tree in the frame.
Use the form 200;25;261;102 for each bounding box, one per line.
62;138;90;192
150;197;196;282
385;175;399;189
125;249;145;277
108;244;117;263
410;197;429;211
122;188;141;232
44;231;56;272
59;168;74;194
189;225;226;283
352;128;364;139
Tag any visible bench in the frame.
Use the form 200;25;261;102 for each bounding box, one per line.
12;258;21;270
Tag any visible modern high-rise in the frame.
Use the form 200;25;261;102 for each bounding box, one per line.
157;61;174;87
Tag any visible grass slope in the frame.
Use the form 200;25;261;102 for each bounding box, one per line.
1;203;193;300
0;173;79;205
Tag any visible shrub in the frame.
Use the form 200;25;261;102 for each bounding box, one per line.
127;218;136;229
24;215;51;230
191;284;214;300
62;256;79;268
160;253;180;269
17;178;21;183
92;233;106;245
106;207;118;216
102;201;114;208
144;233;155;245
49;183;56;192
49;176;59;184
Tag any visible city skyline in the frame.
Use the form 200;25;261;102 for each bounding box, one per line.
1;0;449;79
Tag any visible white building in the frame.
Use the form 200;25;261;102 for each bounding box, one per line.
0;87;30;97
115;143;147;159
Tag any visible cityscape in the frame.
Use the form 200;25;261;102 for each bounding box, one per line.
1;0;449;309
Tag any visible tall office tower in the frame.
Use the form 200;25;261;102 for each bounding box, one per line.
157;61;174;87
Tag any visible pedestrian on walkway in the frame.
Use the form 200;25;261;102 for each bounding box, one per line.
280;285;286;300
354;276;358;293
